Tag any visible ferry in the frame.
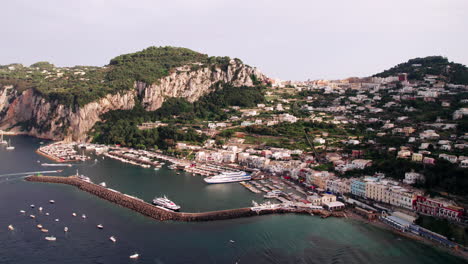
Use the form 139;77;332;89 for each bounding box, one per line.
41;163;72;167
152;196;180;211
204;171;251;184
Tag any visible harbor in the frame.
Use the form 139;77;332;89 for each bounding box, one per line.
37;142;89;163
25;175;342;221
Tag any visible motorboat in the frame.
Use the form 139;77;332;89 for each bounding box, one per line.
45;236;56;241
129;253;139;259
64;227;69;232
97;224;103;229
8;225;14;231
110;236;117;243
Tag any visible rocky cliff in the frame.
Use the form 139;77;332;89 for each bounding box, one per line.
0;60;265;141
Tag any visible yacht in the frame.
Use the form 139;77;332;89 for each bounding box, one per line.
7;139;16;150
0;132;7;145
204;171;251;184
152;196;180;211
45;236;56;241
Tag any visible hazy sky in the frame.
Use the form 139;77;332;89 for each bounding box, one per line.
1;0;467;80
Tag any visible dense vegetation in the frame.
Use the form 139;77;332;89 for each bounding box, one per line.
0;46;242;107
91;84;266;149
374;56;468;84
416;215;468;246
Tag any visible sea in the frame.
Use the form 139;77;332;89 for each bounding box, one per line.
0;135;465;264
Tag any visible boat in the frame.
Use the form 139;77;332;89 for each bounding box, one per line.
37;224;43;229
82;214;87;219
72;213;77;217
54;219;59;222
97;224;103;229
20;210;25;214
30;215;36;219
45;236;56;241
30;204;35;208
152;196;181;211
39;207;43;211
49;200;55;204
204;171;251;184
229;240;235;243
8;225;14;231
45;213;50;216
64;227;68;232
99;182;106;187
41;229;49;233
41;163;72;167
129;253;139;259
75;170;91;183
109;236;117;243
0;132;7;145
6;139;14;150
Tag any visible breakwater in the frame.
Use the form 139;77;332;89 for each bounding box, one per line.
25;175;341;222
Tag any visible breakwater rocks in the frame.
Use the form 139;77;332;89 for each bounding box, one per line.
25;176;341;222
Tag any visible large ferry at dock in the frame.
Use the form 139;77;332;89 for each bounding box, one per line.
204;171;251;184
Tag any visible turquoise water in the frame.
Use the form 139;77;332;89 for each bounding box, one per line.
0;136;466;264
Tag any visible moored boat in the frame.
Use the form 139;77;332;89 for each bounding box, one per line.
152;196;180;211
204;171;251;184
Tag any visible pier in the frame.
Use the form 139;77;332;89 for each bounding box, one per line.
25;175;342;222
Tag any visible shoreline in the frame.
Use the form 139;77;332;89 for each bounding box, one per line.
344;210;468;261
35;149;74;163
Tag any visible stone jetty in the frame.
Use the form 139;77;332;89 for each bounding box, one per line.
25;175;341;222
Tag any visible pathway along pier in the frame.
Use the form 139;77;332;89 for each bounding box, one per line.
25;175;342;222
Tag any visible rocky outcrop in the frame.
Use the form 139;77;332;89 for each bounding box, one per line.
0;60;265;141
0;89;135;142
140;60;266;110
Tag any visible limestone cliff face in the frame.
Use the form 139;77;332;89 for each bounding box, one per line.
0;89;135;142
0;60;265;141
140;60;266;110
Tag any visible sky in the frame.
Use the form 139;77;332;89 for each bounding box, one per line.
1;0;467;80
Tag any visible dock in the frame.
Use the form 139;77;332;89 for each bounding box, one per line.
25;175;341;222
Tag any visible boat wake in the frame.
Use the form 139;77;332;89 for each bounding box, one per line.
0;170;62;178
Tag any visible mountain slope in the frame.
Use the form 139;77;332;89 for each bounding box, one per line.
0;47;267;141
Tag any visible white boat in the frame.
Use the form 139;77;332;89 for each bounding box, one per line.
129;253;139;259
64;227;69;232
45;236;56;241
41;163;72;167
0;132;7;145
82;214;87;219
97;224;103;229
229;240;235;243
99;182;107;187
20;210;25;214
109;236;117;243
30;204;35;208
39;207;43;211
30;215;36;219
204;171;251;184
37;224;43;229
152;196;180;211
45;213;50;216
72;213;77;217
6;139;14;150
41;229;49;233
8;225;14;231
55;219;59;222
49;200;55;204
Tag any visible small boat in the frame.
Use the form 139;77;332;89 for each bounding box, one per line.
109;236;117;243
229;240;235;243
30;204;35;208
6;139;15;150
97;224;103;229
129;253;139;259
41;229;49;233
45;213;50;216
37;160;41;163
39;207;43;211
99;182;106;187
8;225;14;231
82;214;87;219
54;219;59;222
20;210;25;214
45;236;56;241
64;227;68;232
37;224;43;229
30;215;36;219
49;200;55;204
